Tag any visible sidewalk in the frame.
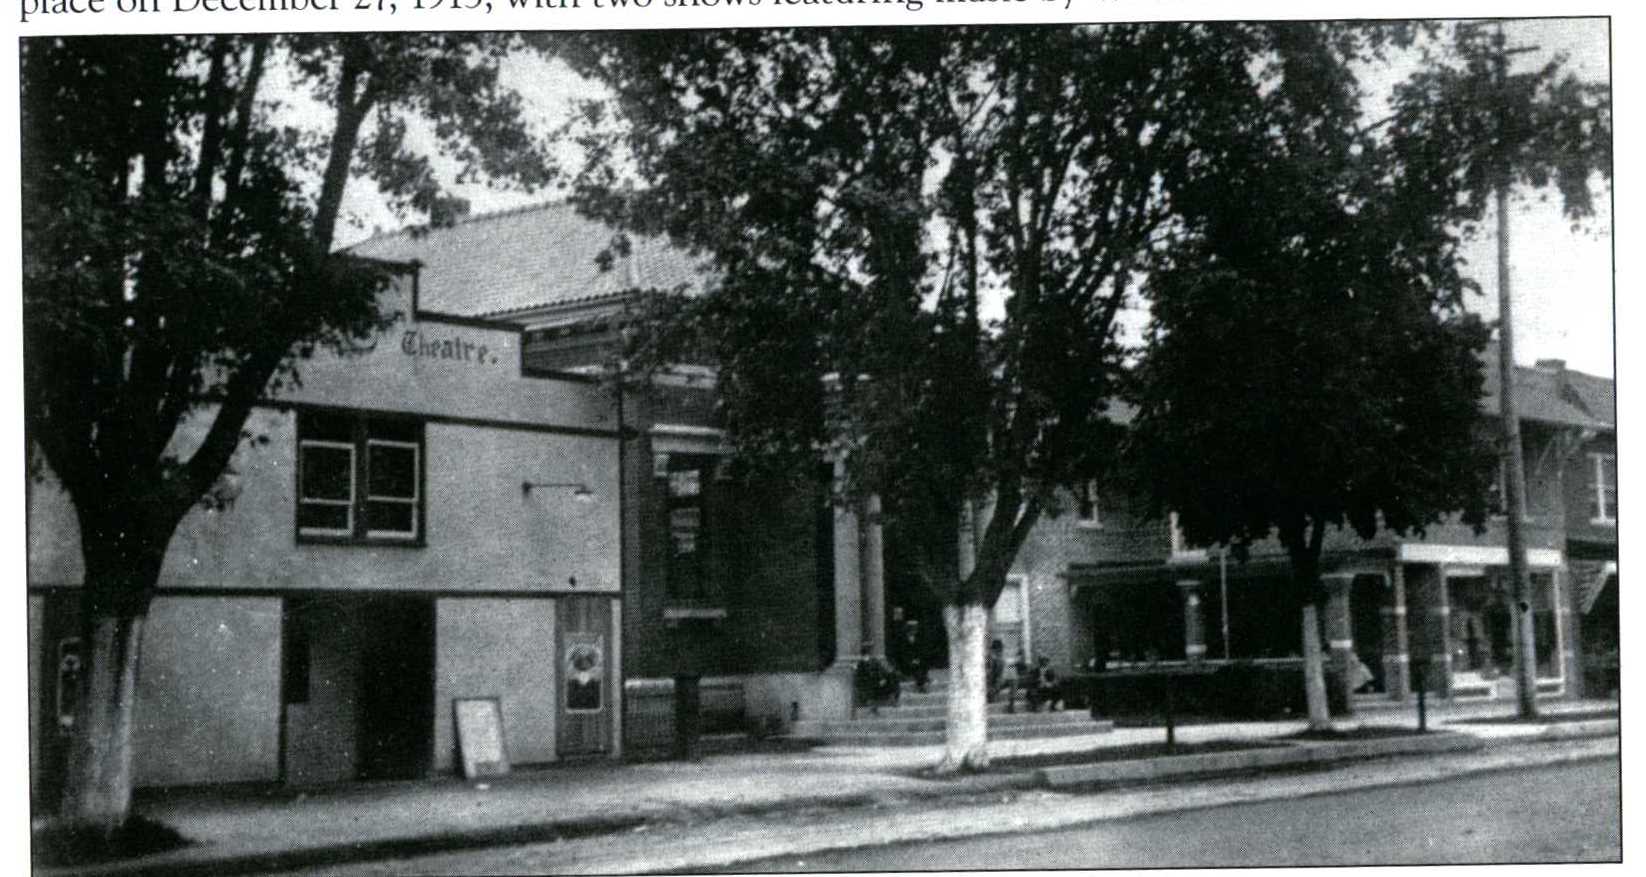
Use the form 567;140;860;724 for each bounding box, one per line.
38;698;1618;877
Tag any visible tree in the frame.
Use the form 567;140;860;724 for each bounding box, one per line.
564;25;1393;769
22;34;560;837
1386;20;1611;718
1127;25;1503;730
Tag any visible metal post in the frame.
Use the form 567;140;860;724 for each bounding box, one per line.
1164;676;1177;752
1414;660;1428;734
1220;548;1231;661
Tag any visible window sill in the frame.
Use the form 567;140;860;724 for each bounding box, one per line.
663;606;727;627
1076;521;1104;531
297;533;427;549
1589;518;1618;528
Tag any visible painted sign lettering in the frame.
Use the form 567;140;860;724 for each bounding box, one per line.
401;329;499;365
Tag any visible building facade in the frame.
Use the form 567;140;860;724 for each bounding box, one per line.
350;204;892;749
29;265;627;798
1006;354;1616;706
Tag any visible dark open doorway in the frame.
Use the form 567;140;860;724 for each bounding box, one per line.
355;597;436;780
282;595;435;784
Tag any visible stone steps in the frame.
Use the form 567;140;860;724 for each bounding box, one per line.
789;671;1111;746
792;707;1093;738
795;717;1114;748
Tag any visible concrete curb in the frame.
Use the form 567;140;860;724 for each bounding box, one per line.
41;774;1041;877
474;737;1624;875
1037;732;1482;787
40;725;1618;877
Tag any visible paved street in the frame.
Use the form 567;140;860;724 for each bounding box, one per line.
736;760;1621;870
260;741;1617;875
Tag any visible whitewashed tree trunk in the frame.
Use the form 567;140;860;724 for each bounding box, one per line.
60;614;145;836
1300;603;1331;731
936;602;990;773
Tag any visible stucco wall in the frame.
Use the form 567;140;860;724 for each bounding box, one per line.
29;412;620;595
26;274;621;595
134;596;282;787
433;597;559;771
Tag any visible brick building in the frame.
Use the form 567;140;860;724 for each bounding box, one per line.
1005;352;1616;705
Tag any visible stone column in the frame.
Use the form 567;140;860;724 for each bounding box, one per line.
1426;567;1454;698
1554;567;1581;698
831;459;862;666
861;494;887;660
1322;573;1356;716
1177;579;1206;662
1383;564;1412;701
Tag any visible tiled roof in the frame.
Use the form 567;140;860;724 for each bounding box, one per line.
347;202;710;319
1479;343;1613;430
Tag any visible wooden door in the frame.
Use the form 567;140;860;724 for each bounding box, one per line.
557;597;613;756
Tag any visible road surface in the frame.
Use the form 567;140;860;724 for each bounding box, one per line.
734;759;1620;870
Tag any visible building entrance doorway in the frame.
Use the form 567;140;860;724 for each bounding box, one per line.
282;595;435;784
1350;575;1388;693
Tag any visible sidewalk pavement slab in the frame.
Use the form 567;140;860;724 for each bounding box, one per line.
35;698;1617;877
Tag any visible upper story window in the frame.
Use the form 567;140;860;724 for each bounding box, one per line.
298;411;424;545
1589;452;1617;525
1076;480;1102;528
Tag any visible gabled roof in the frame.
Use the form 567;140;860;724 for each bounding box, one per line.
1479;343;1614;431
347;202;709;320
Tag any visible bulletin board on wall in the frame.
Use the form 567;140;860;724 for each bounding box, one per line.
454;697;511;779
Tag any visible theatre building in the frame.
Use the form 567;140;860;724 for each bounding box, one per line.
29;203;898;796
29;263;625;796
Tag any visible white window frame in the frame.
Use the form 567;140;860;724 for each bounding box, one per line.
365;438;421;540
1076;480;1102;529
297;439;356;538
1590;452;1617;525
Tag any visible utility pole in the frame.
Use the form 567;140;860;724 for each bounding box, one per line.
1491;22;1540;720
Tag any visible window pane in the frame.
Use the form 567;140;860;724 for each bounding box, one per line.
301;444;353;502
668;469;701;498
298;501;350;532
366;501;416;537
670;507;700;554
368;442;418;500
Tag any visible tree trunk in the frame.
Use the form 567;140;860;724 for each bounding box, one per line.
59;612;146;836
1300;603;1331;731
935;602;990;774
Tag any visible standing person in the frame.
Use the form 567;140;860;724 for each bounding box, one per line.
900;616;930;693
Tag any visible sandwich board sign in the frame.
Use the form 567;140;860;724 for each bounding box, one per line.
454;697;510;779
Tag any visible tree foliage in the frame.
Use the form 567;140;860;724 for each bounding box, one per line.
566;25;1289;604
1128;23;1501;577
564;24;1432;765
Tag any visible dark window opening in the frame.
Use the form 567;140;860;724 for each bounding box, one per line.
664;453;716;602
297;411;424;545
